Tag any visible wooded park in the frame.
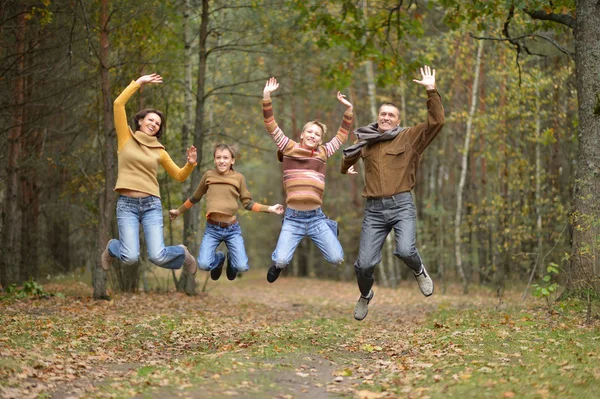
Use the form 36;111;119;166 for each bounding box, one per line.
1;1;599;398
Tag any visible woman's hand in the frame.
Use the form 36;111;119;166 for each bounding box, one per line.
136;73;163;86
263;77;279;100
268;204;285;215
169;209;180;220
337;91;353;112
187;145;197;164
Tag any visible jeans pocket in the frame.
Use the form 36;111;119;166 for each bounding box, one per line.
326;218;339;237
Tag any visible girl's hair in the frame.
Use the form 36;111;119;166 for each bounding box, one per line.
133;109;165;139
302;120;327;136
213;143;236;171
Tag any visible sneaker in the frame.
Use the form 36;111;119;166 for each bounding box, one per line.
210;252;225;281
266;264;282;283
178;245;197;275
354;290;374;321
414;265;433;297
226;255;237;281
100;242;112;271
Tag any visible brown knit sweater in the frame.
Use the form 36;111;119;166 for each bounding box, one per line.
177;169;270;217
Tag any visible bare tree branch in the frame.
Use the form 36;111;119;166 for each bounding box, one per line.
525;9;576;30
469;32;574;59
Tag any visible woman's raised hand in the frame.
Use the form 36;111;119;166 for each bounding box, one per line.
263;77;279;100
337;91;353;111
136;73;163;86
186;145;197;164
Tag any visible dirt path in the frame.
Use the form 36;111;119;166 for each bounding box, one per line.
1;271;504;399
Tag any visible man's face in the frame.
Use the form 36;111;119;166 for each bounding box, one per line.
377;105;400;133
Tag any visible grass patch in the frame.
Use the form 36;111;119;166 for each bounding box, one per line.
366;305;600;398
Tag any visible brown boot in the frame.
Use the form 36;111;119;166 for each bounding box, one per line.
100;242;113;271
179;245;197;275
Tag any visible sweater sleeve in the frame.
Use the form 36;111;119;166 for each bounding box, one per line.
159;150;196;182
340;146;362;174
239;175;270;213
176;172;208;214
113;81;141;152
325;109;353;158
409;90;445;154
262;99;296;152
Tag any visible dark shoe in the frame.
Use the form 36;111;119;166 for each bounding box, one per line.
353;290;374;321
267;264;282;283
210;252;225;281
178;245;197;275
226;255;237;281
101;242;113;271
414;265;434;297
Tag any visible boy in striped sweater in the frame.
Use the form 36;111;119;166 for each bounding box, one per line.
262;77;353;283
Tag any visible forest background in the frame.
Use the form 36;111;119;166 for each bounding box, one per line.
0;0;598;303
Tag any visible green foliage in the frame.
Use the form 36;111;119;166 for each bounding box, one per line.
532;262;560;308
3;280;52;299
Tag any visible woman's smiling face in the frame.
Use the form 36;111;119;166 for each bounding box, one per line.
138;112;162;136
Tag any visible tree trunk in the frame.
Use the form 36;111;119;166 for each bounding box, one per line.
183;0;210;295
93;0;113;299
1;9;26;288
178;0;197;294
454;38;483;294
565;0;600;295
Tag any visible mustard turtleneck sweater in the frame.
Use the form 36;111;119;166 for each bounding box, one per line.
113;81;195;197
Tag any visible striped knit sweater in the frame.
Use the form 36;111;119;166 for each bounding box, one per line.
262;99;353;207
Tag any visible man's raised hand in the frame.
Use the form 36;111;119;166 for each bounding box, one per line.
412;65;436;91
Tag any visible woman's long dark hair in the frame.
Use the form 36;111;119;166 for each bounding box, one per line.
133;109;165;139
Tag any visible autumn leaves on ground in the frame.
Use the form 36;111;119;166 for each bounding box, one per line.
1;271;599;399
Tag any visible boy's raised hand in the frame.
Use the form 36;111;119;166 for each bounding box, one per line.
263;77;279;100
337;91;353;112
268;204;285;215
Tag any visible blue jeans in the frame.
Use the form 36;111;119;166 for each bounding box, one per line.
271;207;343;268
107;195;185;269
197;222;249;272
356;192;423;273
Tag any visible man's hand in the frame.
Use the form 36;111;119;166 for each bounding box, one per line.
337;91;353;112
268;204;285;215
413;65;436;91
169;209;180;220
136;73;162;86
263;77;279;101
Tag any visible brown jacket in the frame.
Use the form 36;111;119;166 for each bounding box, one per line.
341;90;445;198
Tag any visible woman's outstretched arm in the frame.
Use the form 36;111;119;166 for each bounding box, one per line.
113;74;162;151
